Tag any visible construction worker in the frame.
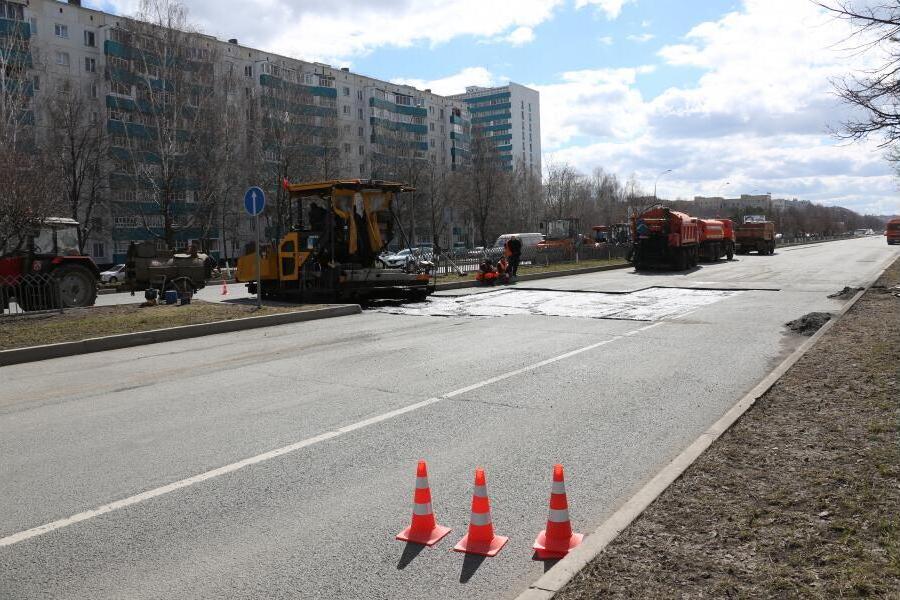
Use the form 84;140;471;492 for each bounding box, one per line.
505;235;523;279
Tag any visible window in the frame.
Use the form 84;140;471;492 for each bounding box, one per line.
430;138;435;148
54;23;68;38
342;86;350;96
114;216;138;228
0;1;23;19
343;124;351;135
90;82;98;98
358;126;363;137
429;122;434;131
439;108;444;119
244;65;252;77
357;90;363;100
29;17;37;33
90;111;99;124
342;105;350;115
92;242;105;258
110;80;131;96
84;57;96;73
343;143;350;153
55;51;70;67
358;145;364;155
32;75;39;91
84;30;96;47
358;108;363;119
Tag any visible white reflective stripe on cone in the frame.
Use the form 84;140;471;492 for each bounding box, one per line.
548;508;570;523
473;484;487;497
551;480;566;494
469;511;492;526
413;502;433;516
415;477;429;489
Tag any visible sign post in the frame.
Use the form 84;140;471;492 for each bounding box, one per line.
244;186;266;308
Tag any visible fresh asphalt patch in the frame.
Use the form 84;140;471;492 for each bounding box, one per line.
369;287;743;321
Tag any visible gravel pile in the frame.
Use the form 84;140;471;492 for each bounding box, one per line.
785;311;832;335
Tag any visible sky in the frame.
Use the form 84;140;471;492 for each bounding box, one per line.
87;0;900;216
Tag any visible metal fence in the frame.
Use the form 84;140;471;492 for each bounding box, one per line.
1;274;65;317
432;244;632;276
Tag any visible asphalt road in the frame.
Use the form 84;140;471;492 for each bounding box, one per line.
1;236;896;599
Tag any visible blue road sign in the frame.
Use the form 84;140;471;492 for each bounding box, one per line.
244;187;265;216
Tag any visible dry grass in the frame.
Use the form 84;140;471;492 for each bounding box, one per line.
558;258;900;599
0;301;322;351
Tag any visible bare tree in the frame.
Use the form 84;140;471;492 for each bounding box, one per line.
44;82;110;254
820;1;900;145
250;65;340;240
0;7;62;252
460;131;510;247
111;0;223;250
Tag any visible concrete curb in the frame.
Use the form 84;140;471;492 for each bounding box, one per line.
514;254;896;600
0;305;361;367
435;262;630;291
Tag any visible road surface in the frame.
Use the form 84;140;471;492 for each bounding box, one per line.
1;236;896;599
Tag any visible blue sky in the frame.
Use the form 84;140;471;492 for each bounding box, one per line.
89;0;899;216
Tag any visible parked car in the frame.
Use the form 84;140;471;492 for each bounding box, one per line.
382;248;432;268
100;263;126;284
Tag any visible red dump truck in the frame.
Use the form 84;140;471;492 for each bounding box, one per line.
631;206;700;270
698;218;735;262
736;219;776;255
886;217;900;245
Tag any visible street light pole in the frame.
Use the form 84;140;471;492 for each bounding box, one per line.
654;169;673;201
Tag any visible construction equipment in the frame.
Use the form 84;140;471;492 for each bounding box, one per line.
0;217;99;311
631;206;700;270
538;218;585;254
235;179;434;302
124;241;213;296
735;217;776;255
887;218;900;245
697;218;735;261
591;223;632;246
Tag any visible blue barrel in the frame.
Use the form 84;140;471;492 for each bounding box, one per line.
164;289;179;305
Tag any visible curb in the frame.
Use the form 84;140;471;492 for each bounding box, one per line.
515;254;895;600
0;305;361;367
434;262;630;291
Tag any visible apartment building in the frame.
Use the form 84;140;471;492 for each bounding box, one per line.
449;82;541;175
4;0;538;262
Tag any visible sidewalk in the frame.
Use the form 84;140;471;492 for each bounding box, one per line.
556;257;900;598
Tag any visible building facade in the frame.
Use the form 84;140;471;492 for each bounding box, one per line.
449;82;541;175
4;0;538;263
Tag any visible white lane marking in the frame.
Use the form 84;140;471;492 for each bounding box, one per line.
0;322;662;548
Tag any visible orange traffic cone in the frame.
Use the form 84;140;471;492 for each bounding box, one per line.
453;467;508;556
533;464;583;559
220;279;228;296
396;460;452;546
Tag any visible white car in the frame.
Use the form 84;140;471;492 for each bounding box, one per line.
100;264;126;284
382;248;432;268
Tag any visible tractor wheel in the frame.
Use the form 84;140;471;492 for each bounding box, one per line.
53;264;98;308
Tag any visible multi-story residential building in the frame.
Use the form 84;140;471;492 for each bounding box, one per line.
6;0;535;263
449;83;541;174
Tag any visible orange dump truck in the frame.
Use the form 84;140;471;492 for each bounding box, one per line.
736;220;776;255
886;218;900;245
631;206;700;270
698;218;735;262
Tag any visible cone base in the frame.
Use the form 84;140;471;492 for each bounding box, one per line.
453;533;509;557
396;524;452;546
533;530;584;559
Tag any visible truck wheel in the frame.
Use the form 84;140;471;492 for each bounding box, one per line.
726;243;734;260
676;249;688;270
53;264;98;308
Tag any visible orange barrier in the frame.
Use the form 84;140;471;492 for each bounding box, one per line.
453;467;508;556
396;460;452;546
532;464;583;559
220;279;228;296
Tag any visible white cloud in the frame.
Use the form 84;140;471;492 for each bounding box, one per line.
391;67;496;97
536;0;900;214
626;33;654;43
505;26;536;46
93;0;563;64
598;35;614;45
574;0;635;20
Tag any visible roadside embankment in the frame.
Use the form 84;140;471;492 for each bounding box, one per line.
555;257;900;598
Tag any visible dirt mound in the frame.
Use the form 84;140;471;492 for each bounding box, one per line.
785;312;832;335
827;286;863;299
